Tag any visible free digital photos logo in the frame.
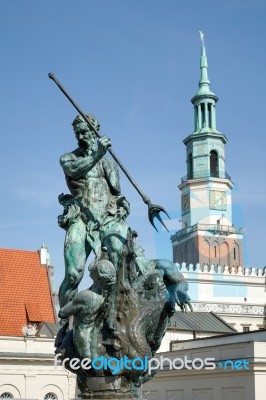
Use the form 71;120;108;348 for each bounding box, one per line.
54;354;250;375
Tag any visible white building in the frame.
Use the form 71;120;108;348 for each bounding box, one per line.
142;330;266;400
178;263;266;332
0;332;76;400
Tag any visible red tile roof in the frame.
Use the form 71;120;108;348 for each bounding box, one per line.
0;248;56;336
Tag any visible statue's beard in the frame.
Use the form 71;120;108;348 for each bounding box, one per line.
79;139;96;153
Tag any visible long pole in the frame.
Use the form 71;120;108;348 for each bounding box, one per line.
48;73;151;205
48;73;170;231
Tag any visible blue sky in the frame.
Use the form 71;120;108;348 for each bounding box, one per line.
0;0;265;290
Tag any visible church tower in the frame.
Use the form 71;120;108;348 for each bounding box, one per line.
171;33;244;267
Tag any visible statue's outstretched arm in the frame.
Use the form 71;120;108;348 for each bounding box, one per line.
60;152;102;179
60;136;111;179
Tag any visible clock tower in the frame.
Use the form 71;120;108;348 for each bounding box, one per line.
171;34;244;267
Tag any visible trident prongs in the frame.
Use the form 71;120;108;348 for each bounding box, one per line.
148;203;171;232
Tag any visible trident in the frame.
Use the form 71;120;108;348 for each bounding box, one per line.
48;73;170;232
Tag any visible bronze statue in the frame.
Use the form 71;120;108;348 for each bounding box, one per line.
50;74;191;399
58;114;125;309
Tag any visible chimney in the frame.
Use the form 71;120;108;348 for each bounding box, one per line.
39;243;50;265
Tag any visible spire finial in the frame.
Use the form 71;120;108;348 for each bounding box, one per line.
199;31;205;47
196;30;213;95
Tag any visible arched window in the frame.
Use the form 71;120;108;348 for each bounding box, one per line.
0;394;14;399
210;150;219;177
233;243;240;265
44;394;57;400
189;153;193;179
210;240;219;265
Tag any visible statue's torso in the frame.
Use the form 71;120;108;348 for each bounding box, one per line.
63;151;115;221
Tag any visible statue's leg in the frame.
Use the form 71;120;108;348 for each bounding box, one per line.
59;219;90;309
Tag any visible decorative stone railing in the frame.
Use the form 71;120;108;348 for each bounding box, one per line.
181;170;231;183
191;303;265;315
176;262;266;277
171;224;244;242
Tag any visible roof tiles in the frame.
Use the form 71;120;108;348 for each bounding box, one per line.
0;248;56;336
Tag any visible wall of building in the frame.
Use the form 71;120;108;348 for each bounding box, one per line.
173;232;243;267
0;336;76;400
177;262;266;332
180;178;233;228
142;331;266;400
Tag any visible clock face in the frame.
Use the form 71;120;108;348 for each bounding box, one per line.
210;190;227;210
182;194;190;215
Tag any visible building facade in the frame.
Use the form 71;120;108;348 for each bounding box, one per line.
142;330;266;400
0;334;76;400
178;262;265;332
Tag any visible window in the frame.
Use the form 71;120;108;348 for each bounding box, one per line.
243;326;250;332
0;394;14;399
208;103;212;127
201;103;205;127
189;153;193;179
210;150;218;177
44;394;57;400
194;105;198;130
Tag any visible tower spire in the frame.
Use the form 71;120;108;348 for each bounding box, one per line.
191;32;218;132
197;31;212;95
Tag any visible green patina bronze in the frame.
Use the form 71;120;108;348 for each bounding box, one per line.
54;105;191;399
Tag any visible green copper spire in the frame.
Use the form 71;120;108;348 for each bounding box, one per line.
197;31;214;96
190;31;219;133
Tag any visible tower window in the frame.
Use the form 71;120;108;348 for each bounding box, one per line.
195;105;198;130
208;103;212;128
214;246;217;257
210;150;218;177
189;153;193;179
201;103;205;127
234;247;237;260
